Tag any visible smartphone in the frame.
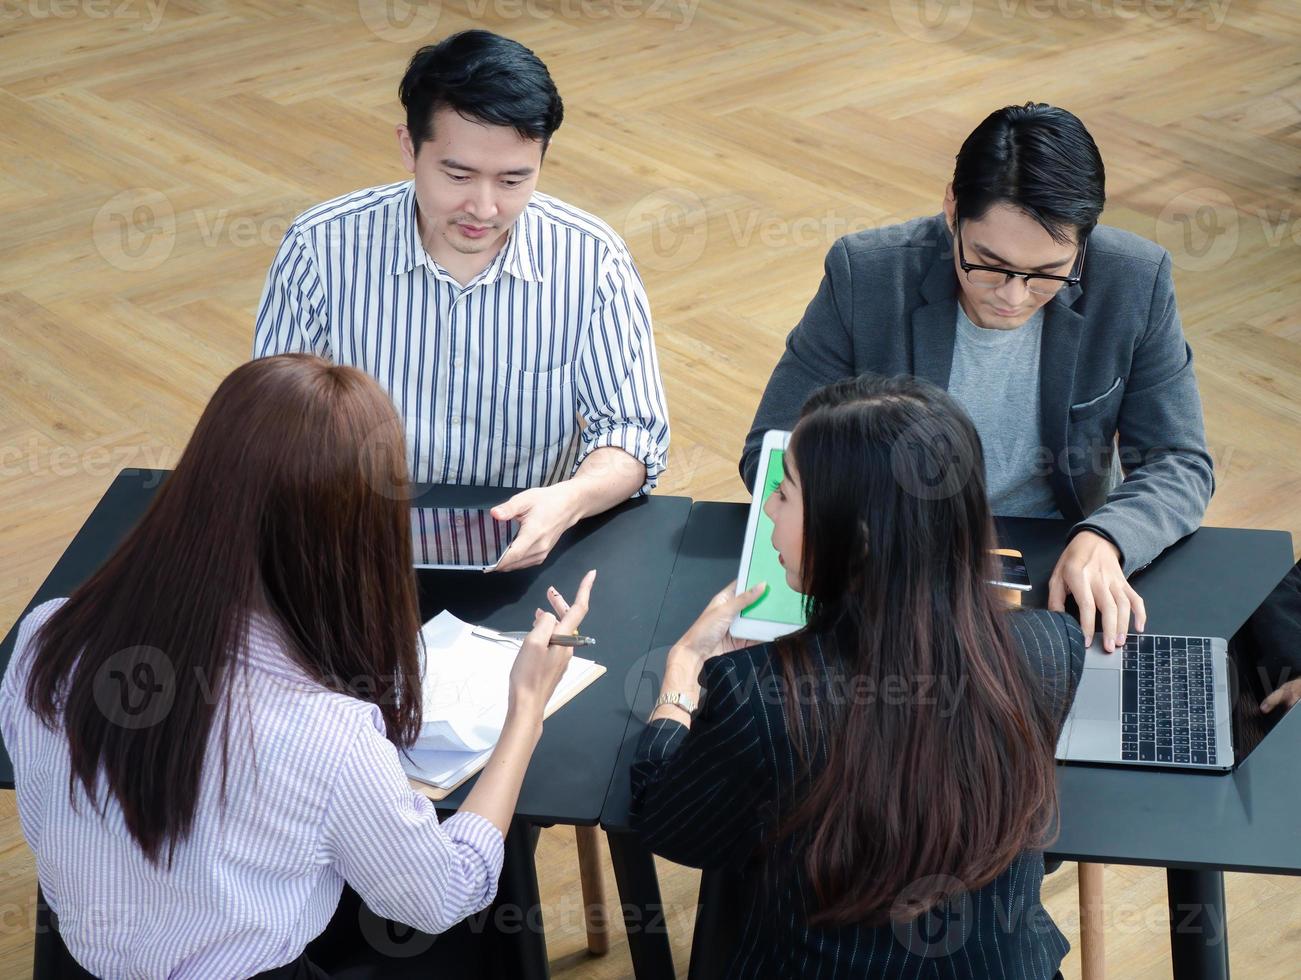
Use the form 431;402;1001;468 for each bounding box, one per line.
990;549;1032;592
411;507;519;571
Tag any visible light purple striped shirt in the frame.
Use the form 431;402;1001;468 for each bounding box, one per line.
0;599;504;979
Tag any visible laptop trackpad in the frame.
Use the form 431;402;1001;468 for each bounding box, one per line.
1074;670;1121;721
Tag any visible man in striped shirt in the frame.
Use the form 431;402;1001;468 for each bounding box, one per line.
254;30;670;570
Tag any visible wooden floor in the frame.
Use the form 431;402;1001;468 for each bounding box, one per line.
2;0;1298;976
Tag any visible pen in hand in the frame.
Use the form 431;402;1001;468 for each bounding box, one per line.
537;587;594;645
472;628;596;647
470;577;599;648
537;633;595;647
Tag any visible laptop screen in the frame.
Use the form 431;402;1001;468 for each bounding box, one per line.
1226;560;1300;767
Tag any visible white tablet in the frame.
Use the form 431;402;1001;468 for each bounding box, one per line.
732;430;808;642
411;507;519;571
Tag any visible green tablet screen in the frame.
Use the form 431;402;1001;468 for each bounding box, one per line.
739;448;807;627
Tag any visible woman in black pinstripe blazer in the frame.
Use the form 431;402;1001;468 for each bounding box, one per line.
631;375;1086;979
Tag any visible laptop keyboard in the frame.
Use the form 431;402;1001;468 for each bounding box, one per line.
1121;634;1218;765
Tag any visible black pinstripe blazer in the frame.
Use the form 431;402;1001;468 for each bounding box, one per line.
630;608;1086;979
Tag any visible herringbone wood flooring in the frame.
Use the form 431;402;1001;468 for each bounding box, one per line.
1;1;1298;976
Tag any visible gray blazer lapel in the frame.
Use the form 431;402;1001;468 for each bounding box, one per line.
910;247;960;389
1041;283;1086;516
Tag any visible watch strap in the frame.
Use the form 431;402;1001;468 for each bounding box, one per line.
653;690;698;718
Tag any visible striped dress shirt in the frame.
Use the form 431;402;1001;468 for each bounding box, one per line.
0;599;504;979
253;180;670;493
630;608;1086;979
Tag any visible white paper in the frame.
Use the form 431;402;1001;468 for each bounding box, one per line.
402;744;492;790
416;611;514;752
403;611;601;788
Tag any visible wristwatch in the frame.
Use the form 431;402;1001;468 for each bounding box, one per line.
653;691;697;719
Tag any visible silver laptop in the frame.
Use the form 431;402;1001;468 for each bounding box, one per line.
1056;633;1234;772
1057;561;1298;773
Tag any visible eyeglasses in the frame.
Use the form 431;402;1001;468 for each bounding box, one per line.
955;219;1086;296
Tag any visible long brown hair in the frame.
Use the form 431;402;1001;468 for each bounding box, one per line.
26;354;422;866
775;374;1059;927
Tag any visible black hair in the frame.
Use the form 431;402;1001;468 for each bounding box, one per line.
774;373;1059;926
399;30;564;152
952;103;1105;245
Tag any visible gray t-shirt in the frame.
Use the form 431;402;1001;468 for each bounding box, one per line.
947;304;1062;518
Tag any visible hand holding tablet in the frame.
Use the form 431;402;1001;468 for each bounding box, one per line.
411;507;520;571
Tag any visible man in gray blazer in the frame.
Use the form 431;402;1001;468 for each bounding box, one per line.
741;103;1214;653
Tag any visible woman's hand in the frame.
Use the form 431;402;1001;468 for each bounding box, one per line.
466;571;596;835
671;581;767;666
507;569;596;718
1261;677;1301;715
650;581;766;727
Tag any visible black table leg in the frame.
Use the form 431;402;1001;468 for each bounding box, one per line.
31;885;97;980
32;884;56;980
483;817;550;980
687;868;745;980
608;830;676;980
1166;868;1230;980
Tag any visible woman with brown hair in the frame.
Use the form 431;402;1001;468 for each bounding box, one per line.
632;374;1084;978
0;354;594;978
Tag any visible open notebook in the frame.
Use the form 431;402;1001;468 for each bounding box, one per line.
401;611;605;800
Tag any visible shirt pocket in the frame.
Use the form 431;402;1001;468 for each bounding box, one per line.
1069;376;1125;423
499;362;569;393
493;363;576;452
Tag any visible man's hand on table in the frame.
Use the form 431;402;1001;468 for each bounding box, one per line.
489;447;648;573
490;483;584;572
1048;530;1147;653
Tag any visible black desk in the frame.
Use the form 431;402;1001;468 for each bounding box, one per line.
0;470;692;979
601;502;1299;980
601;502;751;980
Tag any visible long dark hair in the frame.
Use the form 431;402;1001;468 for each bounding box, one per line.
26;354;423;866
953;102;1105;245
775;374;1060;926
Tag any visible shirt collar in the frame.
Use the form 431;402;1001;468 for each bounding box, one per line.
390;180;544;284
498;205;544;283
389;181;421;277
240;613;316;687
